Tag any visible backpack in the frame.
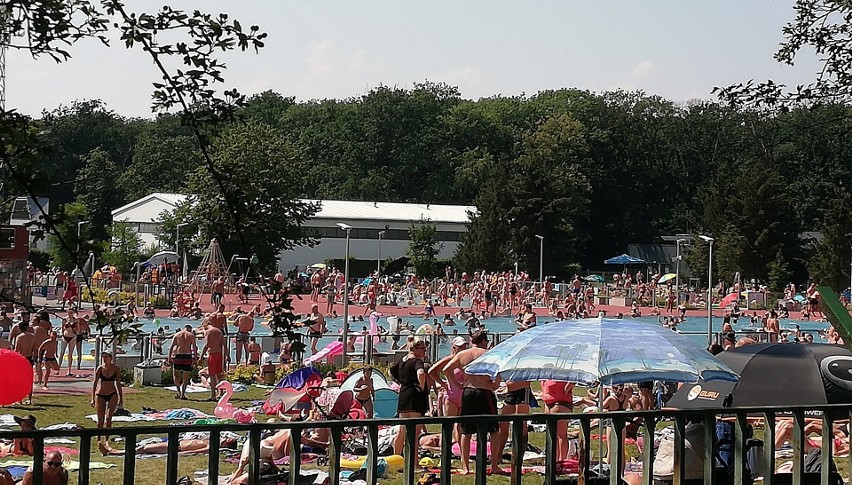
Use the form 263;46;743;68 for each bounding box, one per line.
714;420;754;484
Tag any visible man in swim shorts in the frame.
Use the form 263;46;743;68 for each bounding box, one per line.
13;321;36;404
169;324;197;400
234;311;254;365
202;324;226;401
442;329;503;475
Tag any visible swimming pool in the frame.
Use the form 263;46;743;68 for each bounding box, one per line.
51;312;830;368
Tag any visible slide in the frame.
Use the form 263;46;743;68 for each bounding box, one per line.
817;286;852;349
303;341;344;365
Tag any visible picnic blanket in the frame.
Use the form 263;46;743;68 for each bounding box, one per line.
0;459;114;472
87;408;209;422
0;446;78;458
165;383;247;394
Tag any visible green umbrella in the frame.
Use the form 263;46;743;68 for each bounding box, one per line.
583;274;604;283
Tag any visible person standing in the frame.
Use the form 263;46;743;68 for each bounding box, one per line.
305;304;327;354
211;277;225;307
201;324;227;401
541;380;576;461
21;450;68;485
427;336;467;443
75;314;91;371
442;330;503;475
12;321;36;405
169;324;197;400
353;366;376;418
92;352;123;455
37;332;60;389
392;339;429;454
234;311;254;365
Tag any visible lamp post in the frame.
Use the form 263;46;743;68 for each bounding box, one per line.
699;235;714;346
337;222;353;365
176;222;189;282
176;222;189;254
75;221;89;307
535;234;544;288
377;230;385;276
675;238;686;306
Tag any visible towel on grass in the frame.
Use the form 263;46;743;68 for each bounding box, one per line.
165;383;247;393
0;460;114;471
87;408;209;422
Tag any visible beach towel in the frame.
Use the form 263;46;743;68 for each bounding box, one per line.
165;383;247;394
0;415;17;427
0;446;79;458
0;466;26;480
87;408;210;422
0;459;114;472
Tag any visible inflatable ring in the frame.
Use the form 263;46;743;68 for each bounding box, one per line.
339;454;404;469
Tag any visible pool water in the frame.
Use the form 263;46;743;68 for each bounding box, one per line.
50;313;830;366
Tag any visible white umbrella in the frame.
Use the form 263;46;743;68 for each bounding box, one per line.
147;251;179;266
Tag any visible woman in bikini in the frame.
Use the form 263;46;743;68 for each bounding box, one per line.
353;367;375;418
60;315;78;377
92;351;123;454
541;379;576;461
427;336;468;445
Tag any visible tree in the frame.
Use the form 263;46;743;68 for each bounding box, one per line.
768;248;793;293
74;148;124;240
47;202;90;270
119;133;201;200
100;222;143;276
408;221;442;277
185;122;318;267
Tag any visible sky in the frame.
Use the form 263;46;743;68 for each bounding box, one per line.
6;1;824;119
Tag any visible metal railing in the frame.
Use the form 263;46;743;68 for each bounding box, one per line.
3;404;851;485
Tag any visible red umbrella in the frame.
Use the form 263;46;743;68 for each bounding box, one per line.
0;349;33;405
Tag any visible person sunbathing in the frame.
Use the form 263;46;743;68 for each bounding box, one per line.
0;415;36;456
99;436;237;456
774;420;849;456
229;410;329;484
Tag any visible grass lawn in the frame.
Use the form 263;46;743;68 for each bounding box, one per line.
4;385;850;484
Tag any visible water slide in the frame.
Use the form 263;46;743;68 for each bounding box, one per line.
303;340;344;365
816;286;852;348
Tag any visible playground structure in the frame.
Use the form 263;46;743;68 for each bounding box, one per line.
187;239;232;296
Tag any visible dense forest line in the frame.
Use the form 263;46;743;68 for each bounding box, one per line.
10;84;852;290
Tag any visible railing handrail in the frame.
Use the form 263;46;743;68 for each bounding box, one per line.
3;402;851;485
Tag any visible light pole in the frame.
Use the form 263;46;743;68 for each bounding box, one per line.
176;222;189;254
699;235;714;346
76;221;89;256
535;234;544;288
176;222;189;282
337;222;353;365
377;230;385;276
675;238;686;305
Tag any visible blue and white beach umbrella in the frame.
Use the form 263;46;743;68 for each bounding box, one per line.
465;318;739;385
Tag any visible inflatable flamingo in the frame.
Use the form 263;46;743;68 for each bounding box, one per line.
214;381;256;423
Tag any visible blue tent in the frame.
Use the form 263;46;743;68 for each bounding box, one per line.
604;254;645;265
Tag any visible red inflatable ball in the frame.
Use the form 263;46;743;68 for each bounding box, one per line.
0;349;33;405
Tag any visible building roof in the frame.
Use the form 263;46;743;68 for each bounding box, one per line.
308;200;475;224
112;193;475;224
111;193;188;222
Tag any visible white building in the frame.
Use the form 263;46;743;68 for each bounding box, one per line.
111;193;475;269
9;197;51;251
110;193;188;248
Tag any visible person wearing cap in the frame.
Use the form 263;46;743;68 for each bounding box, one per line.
442;329;504;475
428;336;468;445
21;450;68;485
